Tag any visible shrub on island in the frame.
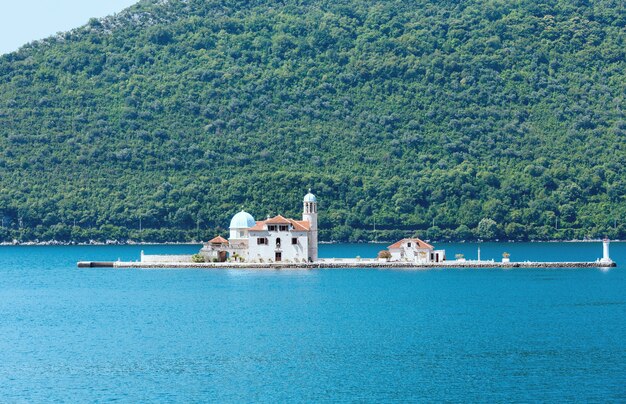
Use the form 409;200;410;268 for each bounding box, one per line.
191;254;205;263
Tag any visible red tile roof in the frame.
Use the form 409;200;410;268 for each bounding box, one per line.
388;238;434;250
293;220;311;231
209;236;228;244
264;215;291;224
248;216;311;232
248;221;266;231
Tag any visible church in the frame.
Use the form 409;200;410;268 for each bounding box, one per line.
200;191;318;263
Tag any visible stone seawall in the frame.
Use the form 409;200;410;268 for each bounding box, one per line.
73;260;618;269
140;254;193;263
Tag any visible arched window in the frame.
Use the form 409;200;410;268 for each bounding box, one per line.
276;238;281;247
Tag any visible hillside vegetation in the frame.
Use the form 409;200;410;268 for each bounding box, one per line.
0;0;624;242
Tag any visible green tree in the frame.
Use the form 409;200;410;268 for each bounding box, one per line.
477;218;499;240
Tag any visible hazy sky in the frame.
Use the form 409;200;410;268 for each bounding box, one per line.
0;0;140;55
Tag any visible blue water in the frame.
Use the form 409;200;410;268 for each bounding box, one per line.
1;242;625;402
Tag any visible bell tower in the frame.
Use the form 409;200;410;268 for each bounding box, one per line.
303;189;318;262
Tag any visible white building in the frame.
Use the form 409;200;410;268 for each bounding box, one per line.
387;238;446;263
200;191;318;263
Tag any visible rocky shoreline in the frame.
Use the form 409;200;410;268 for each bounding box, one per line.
77;260;617;269
0;240;201;246
2;239;623;247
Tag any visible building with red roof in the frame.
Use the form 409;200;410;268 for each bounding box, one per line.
387;238;446;263
200;190;318;263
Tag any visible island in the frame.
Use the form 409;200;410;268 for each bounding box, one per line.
77;191;616;270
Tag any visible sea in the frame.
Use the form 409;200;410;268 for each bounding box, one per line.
1;242;624;402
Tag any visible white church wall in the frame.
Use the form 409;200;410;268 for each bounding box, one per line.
248;230;309;262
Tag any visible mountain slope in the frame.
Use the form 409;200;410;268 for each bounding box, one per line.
0;0;624;242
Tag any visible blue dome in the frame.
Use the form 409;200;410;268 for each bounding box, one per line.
229;211;256;229
304;191;317;203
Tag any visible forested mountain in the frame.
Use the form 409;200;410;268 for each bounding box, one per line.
0;0;624;243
